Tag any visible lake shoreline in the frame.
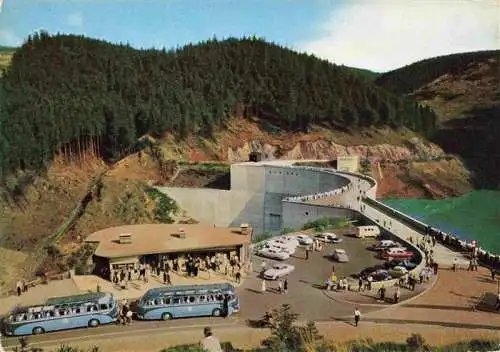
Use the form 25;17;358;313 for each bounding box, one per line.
382;190;500;255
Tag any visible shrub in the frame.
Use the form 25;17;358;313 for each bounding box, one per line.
406;334;429;351
259;304;322;352
281;227;295;235
253;232;273;244
144;186;178;223
302;217;350;232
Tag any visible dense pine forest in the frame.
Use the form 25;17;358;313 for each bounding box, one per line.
375;50;500;93
0;32;437;179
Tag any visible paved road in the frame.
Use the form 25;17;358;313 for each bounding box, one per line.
361;203;469;267
1;235;389;349
1;319;239;350
239;236;385;321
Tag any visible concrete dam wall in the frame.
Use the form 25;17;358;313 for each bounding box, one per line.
158;162;351;235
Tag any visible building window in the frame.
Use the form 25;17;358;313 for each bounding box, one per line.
305;212;309;216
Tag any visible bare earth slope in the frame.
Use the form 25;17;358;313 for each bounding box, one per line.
389;54;500;188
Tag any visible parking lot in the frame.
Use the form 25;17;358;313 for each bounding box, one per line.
236;233;388;321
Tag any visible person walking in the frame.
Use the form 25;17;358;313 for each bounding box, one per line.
200;327;223;352
284;278;288;294
496;292;500;311
394;287;401;304
16;280;22;296
278;280;283;294
491;268;496;281
163;270;168;285
223;295;229;318
354;307;361;327
261;279;266;293
235;269;241;284
358;277;363;292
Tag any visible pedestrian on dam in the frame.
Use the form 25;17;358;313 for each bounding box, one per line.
491;268;496;281
261;279;266;293
284;278;288;293
394;287;401;304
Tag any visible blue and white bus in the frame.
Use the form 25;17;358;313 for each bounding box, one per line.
136;283;240;321
2;292;118;336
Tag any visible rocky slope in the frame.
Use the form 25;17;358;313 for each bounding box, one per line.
377;52;499;189
156;117;472;198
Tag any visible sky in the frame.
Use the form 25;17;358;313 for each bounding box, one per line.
0;0;498;72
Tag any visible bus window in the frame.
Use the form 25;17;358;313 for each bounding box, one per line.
216;294;224;301
164;297;171;304
100;304;108;310
74;308;81;314
182;296;189;303
172;297;180;304
154;299;161;305
188;296;196;303
199;295;206;302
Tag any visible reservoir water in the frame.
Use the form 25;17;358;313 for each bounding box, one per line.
383;190;500;255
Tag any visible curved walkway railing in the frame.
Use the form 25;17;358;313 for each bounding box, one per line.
276;163;426;276
281;166;352;203
277;161;499;271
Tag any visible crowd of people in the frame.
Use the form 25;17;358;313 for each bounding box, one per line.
103;252;249;290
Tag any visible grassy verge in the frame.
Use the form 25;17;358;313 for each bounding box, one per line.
302;217;351;233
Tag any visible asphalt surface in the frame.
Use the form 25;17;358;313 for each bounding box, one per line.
1;234;387;349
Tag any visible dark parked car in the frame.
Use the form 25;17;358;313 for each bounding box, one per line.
384;259;417;270
371;270;392;282
359;264;385;278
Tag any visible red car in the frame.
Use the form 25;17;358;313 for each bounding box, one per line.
382;247;414;259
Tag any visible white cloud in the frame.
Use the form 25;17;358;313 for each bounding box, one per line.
0;29;22;46
66;12;84;28
298;0;500;72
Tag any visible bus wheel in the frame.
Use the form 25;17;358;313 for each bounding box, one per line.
32;327;45;335
161;312;172;321
88;319;100;328
212;308;222;317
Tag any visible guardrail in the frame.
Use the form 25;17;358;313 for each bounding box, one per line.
280;166;352;203
362;196;427;233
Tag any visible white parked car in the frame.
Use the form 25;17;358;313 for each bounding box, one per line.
315;233;337;243
263;263;295;280
269;236;298;251
332;248;350;262
295;234;313;245
370;240;401;251
265;241;295;255
280;235;300;247
258;247;290;260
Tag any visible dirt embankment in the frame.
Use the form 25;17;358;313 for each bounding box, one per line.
158;117;473;198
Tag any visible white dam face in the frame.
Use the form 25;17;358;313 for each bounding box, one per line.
156;160;376;236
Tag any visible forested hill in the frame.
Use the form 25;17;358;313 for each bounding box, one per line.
375;50;500;94
0;32;436;177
